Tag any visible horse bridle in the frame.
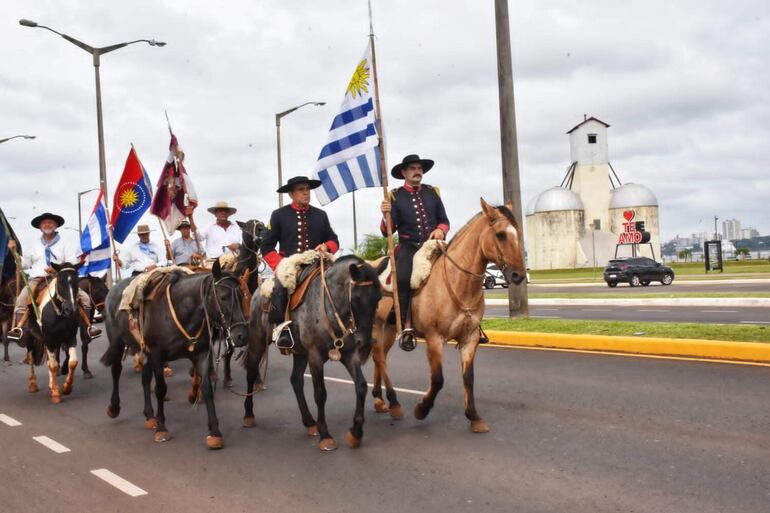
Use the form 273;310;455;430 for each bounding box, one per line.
203;274;248;351
48;268;79;317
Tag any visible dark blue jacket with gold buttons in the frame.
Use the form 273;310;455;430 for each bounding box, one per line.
380;184;450;247
260;203;339;270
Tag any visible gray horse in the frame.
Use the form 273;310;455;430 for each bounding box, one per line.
101;261;247;449
242;255;381;451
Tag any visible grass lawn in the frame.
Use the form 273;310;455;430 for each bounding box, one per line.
481;318;770;343
530;260;770;283
486;292;770;299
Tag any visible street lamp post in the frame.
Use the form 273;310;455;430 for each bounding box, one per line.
275;101;325;207
0;135;36;144
77;188;100;236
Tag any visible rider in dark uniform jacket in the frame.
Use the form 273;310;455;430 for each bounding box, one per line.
261;176;339;348
380;154;449;351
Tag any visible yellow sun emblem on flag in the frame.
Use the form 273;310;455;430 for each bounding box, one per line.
120;188;139;207
346;59;371;99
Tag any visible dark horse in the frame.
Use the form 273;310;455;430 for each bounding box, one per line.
243;255;381;451
60;275;109;378
0;277;17;362
23;263;83;403
101;261;248;448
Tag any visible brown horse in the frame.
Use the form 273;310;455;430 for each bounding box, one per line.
370;198;526;432
0;278;16;362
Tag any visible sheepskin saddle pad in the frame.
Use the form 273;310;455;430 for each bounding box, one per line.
259;250;329;299
119;266;194;312
375;239;445;294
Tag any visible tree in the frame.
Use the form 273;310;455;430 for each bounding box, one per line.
736;247;750;259
677;248;693;262
354;233;396;261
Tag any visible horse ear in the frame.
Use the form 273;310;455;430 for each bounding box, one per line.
212;259;222;279
504;200;514;212
51;263;62;272
349;263;363;282
480;198;496;220
74;261;84;270
236;220;246;229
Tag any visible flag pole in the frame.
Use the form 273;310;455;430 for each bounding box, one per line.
368;0;402;334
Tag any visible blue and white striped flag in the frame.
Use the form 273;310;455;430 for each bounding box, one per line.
79;191;111;277
313;41;382;205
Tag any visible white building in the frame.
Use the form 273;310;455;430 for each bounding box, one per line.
526;117;661;270
722;219;741;241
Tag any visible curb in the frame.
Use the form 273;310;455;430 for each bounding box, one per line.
485;298;770;307
484;330;770;363
529;278;770;288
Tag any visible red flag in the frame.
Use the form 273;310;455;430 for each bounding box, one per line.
150;134;198;234
111;147;154;243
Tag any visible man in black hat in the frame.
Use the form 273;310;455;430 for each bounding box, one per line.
7;213;100;341
380;154;450;351
260;176;340;349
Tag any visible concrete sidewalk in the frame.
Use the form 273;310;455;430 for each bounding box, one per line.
530;278;770;288
485;297;770;307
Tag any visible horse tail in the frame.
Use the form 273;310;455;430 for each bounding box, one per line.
28;334;47;366
100;337;124;367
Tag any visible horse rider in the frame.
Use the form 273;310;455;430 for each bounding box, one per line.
113;224;166;276
260;175;340;349
6;212;101;342
169;219;203;267
199;201;241;265
380;154;450;351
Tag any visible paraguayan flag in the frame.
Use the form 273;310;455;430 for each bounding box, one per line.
79;191;111;277
313;41;382;205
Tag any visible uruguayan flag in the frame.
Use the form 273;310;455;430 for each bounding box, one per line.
80;191;111;277
313;41;382;205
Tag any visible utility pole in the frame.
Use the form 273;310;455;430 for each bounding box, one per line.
714;216;719;240
495;0;528;318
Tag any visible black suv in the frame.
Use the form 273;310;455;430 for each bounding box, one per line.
603;257;675;287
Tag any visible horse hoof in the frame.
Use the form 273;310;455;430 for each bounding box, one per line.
319;438;337;451
62;384;72;396
133;362;142;373
187;391;198;404
373;398;389;413
470;419;490;433
51;395;62;405
106;404;120;418
83;371;94;380
28;384;39;394
206;435;225;450
163;367;173;378
242;416;256;428
144;417;158;429
345;431;362;449
414;403;428;420
154;431;171;443
307;425;320;437
389;404;404;420
254;383;267;392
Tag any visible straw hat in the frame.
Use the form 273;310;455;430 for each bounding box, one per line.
136;224;151;235
207;201;237;215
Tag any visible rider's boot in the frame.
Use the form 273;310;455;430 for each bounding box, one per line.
7;310;28;347
79;306;102;340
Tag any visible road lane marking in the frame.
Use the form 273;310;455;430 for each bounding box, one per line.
33;436;70;454
701;310;738;313
91;469;148;497
739;321;770;325
581;309;612;312
0;414;22;427
640;309;669;312
305;374;425;396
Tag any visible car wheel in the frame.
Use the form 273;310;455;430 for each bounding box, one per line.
630;274;641;287
641;281;650;286
661;273;673;285
607;282;618;288
484;277;495;289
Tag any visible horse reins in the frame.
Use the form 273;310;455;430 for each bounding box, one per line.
47;268;79;317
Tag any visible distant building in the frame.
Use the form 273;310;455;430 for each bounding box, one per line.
722;219;741;240
525;117;661;269
740;227;760;239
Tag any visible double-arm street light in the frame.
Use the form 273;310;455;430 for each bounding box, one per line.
275;101;325;207
19;18;165;214
0;135;35;144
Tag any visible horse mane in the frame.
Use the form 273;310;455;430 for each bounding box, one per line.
447;205;519;249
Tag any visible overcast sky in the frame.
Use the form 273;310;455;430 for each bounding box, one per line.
1;0;768;253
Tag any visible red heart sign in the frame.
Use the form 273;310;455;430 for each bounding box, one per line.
623;210;635;221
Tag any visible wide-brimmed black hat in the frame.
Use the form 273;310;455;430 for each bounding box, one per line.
277;175;322;194
391;154;434;180
31;212;65;229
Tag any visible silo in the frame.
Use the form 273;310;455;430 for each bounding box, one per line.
609;183;661;260
528;187;586;269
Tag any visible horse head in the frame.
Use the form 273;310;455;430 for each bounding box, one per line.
51;262;83;316
479;198;527;285
80;274;109;310
210;259;249;347
340;257;382;350
236;219;268;255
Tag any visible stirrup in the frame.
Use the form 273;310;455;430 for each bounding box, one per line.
7;327;23;343
272;321;295;350
87;325;103;340
397;329;416;352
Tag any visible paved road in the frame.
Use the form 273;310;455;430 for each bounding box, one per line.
486;279;770;296
484;304;770;324
1;339;769;513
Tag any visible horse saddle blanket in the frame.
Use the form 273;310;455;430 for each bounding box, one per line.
259;262;323;314
34;278;57;311
375;240;445;294
119;266;194;312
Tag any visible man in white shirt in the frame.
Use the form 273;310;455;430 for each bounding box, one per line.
199;201;240;262
7;212;99;341
114;224;166;276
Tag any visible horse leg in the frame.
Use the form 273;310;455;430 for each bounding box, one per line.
2;320;9;362
106;354;122;418
370;327;387;413
60;346;68;376
242;337;266;428
61;345;78;395
150;354;171;442
342;355;367;449
141;358;157;429
380;323;403;419
198;353;224;449
459;335;488;433
414;334;444;421
46;348;62;404
188;367;201;405
308;352;335;451
80;326;93;379
27;352;38;393
223;347;234;388
289;353;318;436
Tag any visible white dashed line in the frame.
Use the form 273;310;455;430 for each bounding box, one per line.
701;310;738;313
639;309;670;312
305;374;425;396
581;309;612;312
91;469;148;497
0;414;22;427
33;435;70;454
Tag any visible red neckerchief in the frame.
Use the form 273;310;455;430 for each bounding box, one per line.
290;202;310;212
404;183;421;192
